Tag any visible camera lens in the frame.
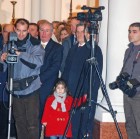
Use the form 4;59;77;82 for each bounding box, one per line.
109;82;118;90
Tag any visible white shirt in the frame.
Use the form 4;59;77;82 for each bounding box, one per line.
41;41;48;49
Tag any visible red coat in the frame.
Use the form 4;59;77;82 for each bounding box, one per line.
41;94;86;137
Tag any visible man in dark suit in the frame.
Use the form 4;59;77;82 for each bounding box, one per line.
62;23;103;139
39;20;63;119
0;24;17;139
60;17;80;72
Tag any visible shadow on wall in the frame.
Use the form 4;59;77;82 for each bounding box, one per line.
0;0;11;24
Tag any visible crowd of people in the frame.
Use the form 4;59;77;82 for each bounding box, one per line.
0;16;140;139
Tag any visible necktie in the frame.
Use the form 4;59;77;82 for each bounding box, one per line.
73;36;77;45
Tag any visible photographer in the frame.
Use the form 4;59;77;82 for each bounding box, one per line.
0;18;45;139
116;22;140;139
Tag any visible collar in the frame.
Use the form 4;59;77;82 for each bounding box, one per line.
41;41;48;48
78;42;85;47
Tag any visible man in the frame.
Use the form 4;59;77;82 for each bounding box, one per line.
39;20;63;120
2;24;14;44
120;22;140;139
0;23;16;139
60;17;80;72
62;23;103;139
29;23;39;39
0;18;45;139
0;24;2;50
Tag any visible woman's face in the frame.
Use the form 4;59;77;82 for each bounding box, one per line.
60;30;69;41
55;84;66;95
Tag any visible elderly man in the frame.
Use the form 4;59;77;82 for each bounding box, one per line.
39;20;63;118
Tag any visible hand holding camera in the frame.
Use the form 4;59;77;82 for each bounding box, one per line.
109;72;140;97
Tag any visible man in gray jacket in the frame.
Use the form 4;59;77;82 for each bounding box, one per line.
118;22;140;139
0;18;45;139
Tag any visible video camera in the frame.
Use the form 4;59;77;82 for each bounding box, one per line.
77;5;105;22
6;32;18;64
77;5;105;34
6;32;26;64
109;72;140;97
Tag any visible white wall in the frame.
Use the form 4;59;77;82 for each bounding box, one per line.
0;0;93;24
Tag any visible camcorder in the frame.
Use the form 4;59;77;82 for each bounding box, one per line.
77;5;105;22
6;32;26;64
77;5;105;34
109;72;140;97
6;32;18;64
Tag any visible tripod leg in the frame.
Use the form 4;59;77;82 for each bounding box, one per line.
7;93;12;139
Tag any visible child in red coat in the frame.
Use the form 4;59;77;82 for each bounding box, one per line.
41;79;87;139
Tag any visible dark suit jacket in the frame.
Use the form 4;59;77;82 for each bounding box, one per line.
39;39;63;104
62;42;103;99
60;34;75;72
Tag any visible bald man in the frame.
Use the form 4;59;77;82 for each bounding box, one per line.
2;24;14;44
0;23;16;139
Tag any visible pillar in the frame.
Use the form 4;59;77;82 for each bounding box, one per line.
31;0;40;22
94;0;140;138
24;0;31;21
40;0;55;22
54;0;62;21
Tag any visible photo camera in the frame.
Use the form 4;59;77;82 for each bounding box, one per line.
109;72;140;97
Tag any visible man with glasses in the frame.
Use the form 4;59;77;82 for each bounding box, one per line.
0;18;45;139
39;20;63;132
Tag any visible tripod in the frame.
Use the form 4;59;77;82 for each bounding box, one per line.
7;63;14;139
62;20;123;139
84;21;123;139
6;33;18;139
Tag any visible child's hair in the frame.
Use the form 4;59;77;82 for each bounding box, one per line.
53;78;69;93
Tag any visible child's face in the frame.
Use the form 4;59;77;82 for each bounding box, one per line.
55;84;66;95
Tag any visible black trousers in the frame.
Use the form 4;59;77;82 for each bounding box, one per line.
0;101;16;139
13;92;40;139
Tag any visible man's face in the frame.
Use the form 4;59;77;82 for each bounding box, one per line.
39;23;53;43
2;24;14;43
29;25;38;38
128;26;140;45
76;26;85;44
15;23;29;40
70;19;80;34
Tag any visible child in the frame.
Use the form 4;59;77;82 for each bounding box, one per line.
41;78;87;139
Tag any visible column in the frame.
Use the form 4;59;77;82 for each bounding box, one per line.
16;0;25;18
96;0;140;122
24;0;31;21
94;0;140;138
31;0;40;22
40;0;55;22
54;0;62;21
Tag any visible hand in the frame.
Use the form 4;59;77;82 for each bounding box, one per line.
42;122;47;126
1;52;8;62
15;50;21;56
84;94;87;99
